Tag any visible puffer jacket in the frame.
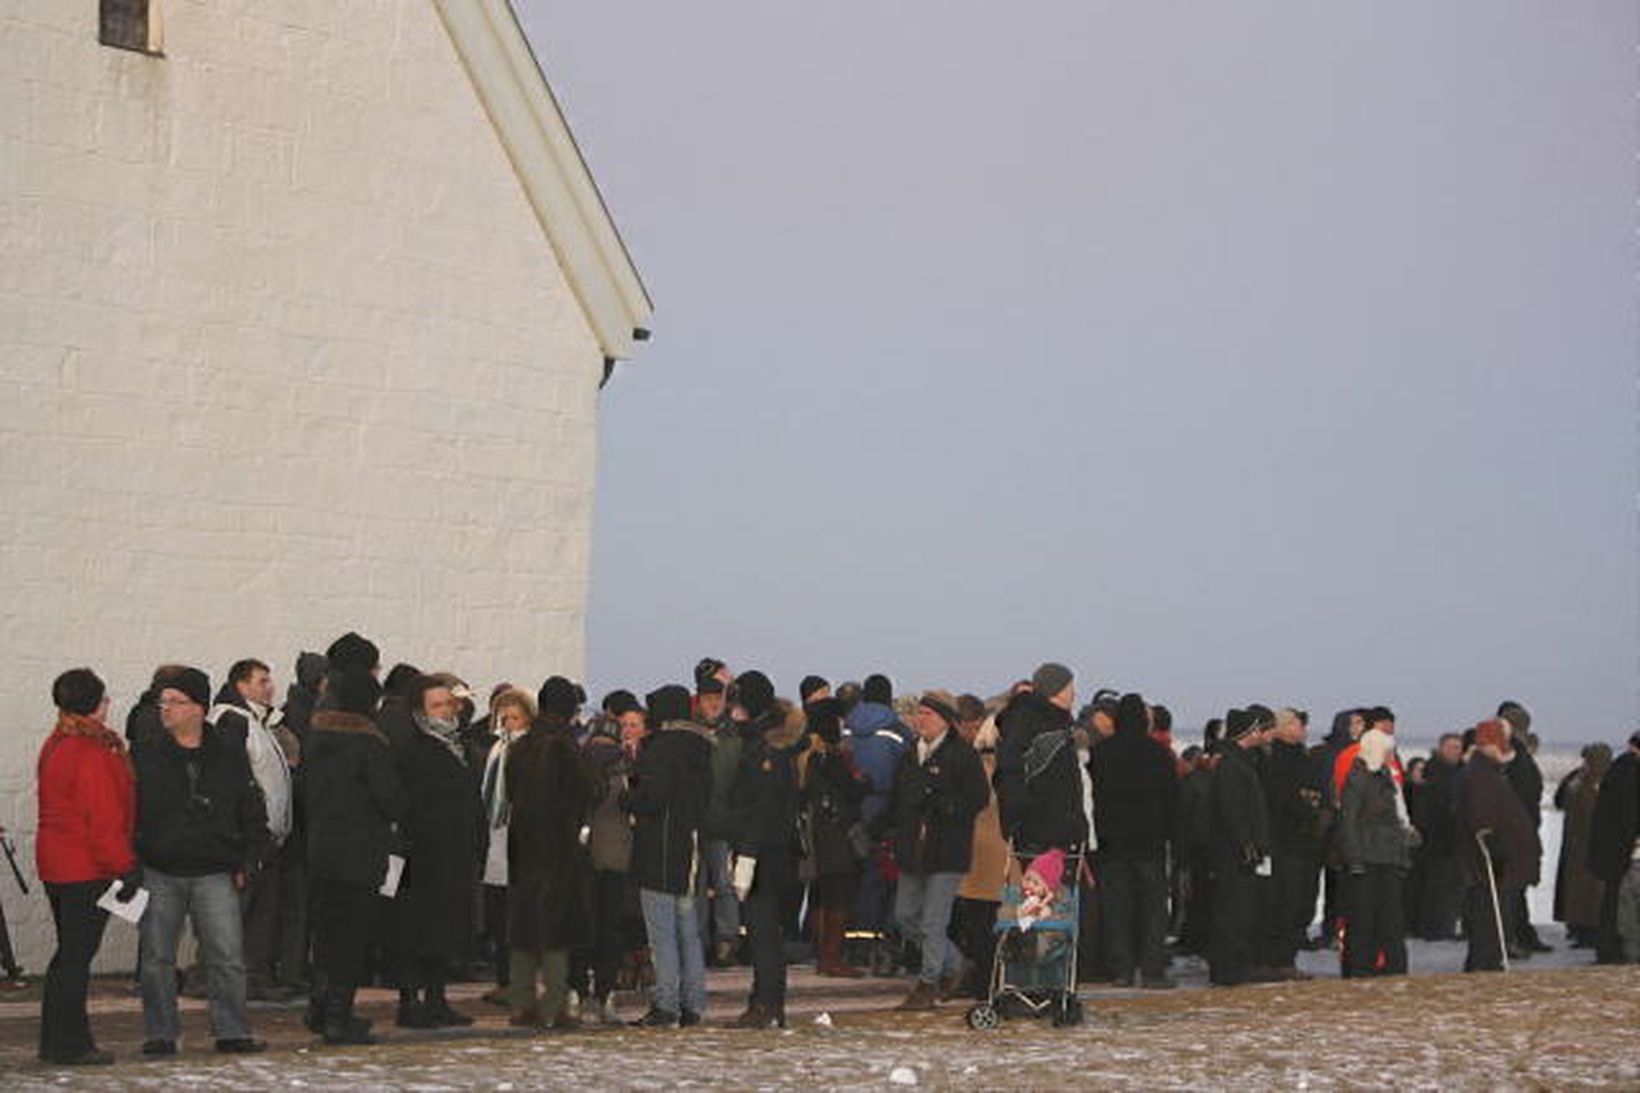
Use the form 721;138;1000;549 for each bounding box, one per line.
845;702;908;823
1339;762;1412;870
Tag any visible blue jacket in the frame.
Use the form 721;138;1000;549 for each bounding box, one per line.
846;703;908;821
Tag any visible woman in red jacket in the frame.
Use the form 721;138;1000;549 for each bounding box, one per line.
36;668;138;1066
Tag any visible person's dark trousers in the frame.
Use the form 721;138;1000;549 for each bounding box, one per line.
1208;863;1257;986
316;880;375;999
275;840;308;987
1415;855;1461;940
1101;857;1169;980
483;884;509;986
241;851;283;989
1342;866;1406;977
1463;882;1519;972
0;894;19;978
1179;850;1214;955
1510;888;1542;949
745;851;798;1016
39;881;111;1062
1075;873;1105;982
571;870;627;1002
947;897;998;997
1261;853;1313;969
1320;866;1343;943
1594;881;1624;963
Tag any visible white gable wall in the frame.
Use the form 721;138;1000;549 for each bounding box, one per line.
0;0;606;968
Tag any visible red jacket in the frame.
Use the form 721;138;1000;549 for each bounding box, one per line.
36;728;137;884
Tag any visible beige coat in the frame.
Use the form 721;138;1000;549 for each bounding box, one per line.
960;751;1008;901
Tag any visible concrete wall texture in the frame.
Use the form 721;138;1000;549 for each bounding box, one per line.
0;0;605;969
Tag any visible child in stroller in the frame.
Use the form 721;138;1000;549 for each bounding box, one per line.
968;847;1084;1028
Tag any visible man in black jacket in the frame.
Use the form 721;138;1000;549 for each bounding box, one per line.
727;672;804;1029
1412;733;1464;939
1091;693;1178;989
628;685;714;1028
1208;708;1271;987
1588;730;1640;963
303;663;404;1044
1456;719;1539;972
134;666;269;1056
883;690;989;1011
1496;701;1550;953
1259;708;1322;977
995;663;1088;853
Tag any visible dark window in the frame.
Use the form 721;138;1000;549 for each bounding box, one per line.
100;0;153;54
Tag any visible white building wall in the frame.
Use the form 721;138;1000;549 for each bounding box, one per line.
0;0;606;969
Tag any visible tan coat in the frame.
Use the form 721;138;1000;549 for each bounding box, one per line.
960;751;1008;901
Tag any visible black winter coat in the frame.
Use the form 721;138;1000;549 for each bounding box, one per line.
1413;758;1461;858
883;732;989;876
304;711;405;888
506;715;594;953
730;712;805;860
1339;763;1412;869
1504;748;1544;830
1209;743;1269;870
134;723;269;877
1262;741;1324;858
1090;725;1177;862
802;747;868;878
994;692;1088;851
392;729;483;960
1588;750;1639;884
629;722;714;895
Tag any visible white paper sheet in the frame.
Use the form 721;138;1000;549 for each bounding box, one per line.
380;853;405;897
97;881;149;924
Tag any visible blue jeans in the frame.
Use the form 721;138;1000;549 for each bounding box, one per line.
139;869;251;1042
640;888;707;1016
696;839;740;944
894;871;963;985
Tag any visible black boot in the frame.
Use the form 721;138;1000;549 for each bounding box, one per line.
305;986;329;1035
323;987;376;1046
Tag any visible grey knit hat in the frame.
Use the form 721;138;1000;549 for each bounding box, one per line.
1031;662;1074;701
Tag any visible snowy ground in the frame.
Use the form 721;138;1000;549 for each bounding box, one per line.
4;929;1635;1091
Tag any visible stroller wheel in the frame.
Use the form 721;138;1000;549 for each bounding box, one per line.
966;1003;1000;1031
1051;995;1084;1028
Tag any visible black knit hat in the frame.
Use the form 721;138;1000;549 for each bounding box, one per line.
862;673;893;706
1031;664;1074;702
799;675;830;705
805;697;844;744
646;684;692;725
694;658;727;686
918;689;960;728
1224;708;1257;740
1246;704;1276;733
164;667;211;710
730;670;776;719
538;676;580;719
602;689;642;716
295;651;327;690
52;668;106;716
328;668;382;716
326;631;380;674
696;676;725;697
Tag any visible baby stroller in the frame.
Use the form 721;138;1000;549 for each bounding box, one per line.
967;845;1084;1030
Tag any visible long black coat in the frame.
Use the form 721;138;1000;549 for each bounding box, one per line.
1090;725;1177;862
1261;740;1323;858
994;692;1087;851
506;716;593;953
802;746;868;878
1413;757;1461;858
1504;748;1544;830
392;729;483;960
1588;750;1639;885
304;711;405;888
1209;743;1270;870
883;732;989;876
628;723;713;895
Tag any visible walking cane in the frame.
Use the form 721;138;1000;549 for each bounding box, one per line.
1475;829;1508;973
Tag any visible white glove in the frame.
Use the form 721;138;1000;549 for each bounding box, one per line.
578;825;591;847
732;854;757;901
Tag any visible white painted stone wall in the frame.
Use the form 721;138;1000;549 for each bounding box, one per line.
0;0;606;970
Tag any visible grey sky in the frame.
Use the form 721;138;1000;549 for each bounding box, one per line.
518;1;1636;743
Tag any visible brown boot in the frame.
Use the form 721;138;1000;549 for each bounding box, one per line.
816;910;863;978
508;1006;543;1028
896;980;938;1011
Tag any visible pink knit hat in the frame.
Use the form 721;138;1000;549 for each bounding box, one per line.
1026;848;1066;891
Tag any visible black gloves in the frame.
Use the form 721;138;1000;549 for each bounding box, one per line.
115;867;143;902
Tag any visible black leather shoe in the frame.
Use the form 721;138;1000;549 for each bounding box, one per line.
141;1039;176;1057
679;1010;702;1028
423;1001;474;1027
214;1038;267;1054
48;1048;115;1066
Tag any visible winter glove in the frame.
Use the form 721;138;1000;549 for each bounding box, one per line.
115;867;143;902
578;825;592;847
732;854;757;901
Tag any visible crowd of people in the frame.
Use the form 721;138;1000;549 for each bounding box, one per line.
28;638;1640;1065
